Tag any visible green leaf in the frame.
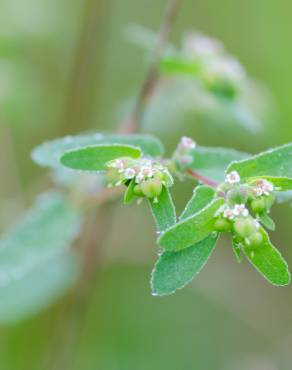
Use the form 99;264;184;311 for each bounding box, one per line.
188;146;249;182
0;192;82;323
151;234;218;296
152;185;218;295
259;213;275;231
61;144;141;172
243;228;290;286
158;198;224;251
248;176;292;191
124;179;136;204
160;56;201;75
32;133;164;169
227;143;292;180
180;185;215;220
149;187;176;231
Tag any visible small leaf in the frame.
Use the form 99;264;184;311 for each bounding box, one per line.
158;198;224;251
32;133;164;169
149;187;176;231
0;192;82;323
151;234;219;296
180;185;215;220
227;143;292;180
243;228;290;286
248;176;292;191
61;144;141;172
259;213;275;231
160;56;201;75
124;179;136;204
188;146;249;182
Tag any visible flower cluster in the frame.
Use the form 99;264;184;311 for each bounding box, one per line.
214;171;275;247
182;32;246;98
172;136;196;170
106;157;173;202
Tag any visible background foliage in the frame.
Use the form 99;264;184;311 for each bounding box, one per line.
0;0;292;369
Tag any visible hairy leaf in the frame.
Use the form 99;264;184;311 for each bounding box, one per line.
0;192;82;323
32;133;163;169
180;185;215;220
243;228;290;286
259;213;275;231
189;146;249;182
158;198;224;251
227;143;292;180
151;234;218;296
61;144;141;172
149;187;176;231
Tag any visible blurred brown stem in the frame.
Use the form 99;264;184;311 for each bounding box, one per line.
121;0;183;133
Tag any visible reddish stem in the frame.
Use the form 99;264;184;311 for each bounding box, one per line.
186;169;219;189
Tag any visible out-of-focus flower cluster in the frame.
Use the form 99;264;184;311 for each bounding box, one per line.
181;31;246;98
106;157;173;202
172;136;196;171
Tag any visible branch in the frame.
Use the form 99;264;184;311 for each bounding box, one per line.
186;169;219;189
121;0;183;133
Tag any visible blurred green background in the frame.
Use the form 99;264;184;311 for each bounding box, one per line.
0;0;292;369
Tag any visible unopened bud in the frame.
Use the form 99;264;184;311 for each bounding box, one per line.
214;218;231;232
141;178;163;199
250;198;266;214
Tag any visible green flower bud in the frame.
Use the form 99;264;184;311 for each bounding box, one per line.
265;193;275;210
214;218;231;232
246;231;263;247
141;178;163;199
250;198;266;214
233;217;257;238
227;186;248;205
133;184;144;197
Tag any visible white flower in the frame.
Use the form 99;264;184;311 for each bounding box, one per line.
108;158;125;170
124;168;136;180
253;179;274;196
183;32;223;58
233;204;249;217
225;171;241;185
223;207;236;220
178;136;196;151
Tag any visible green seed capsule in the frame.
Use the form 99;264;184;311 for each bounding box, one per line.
233;217;257;238
141;178;163;199
133;184;144;196
227;187;248;205
214;218;231;232
247;231;263;247
250;198;266;214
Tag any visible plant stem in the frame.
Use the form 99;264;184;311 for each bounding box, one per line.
186;168;219;188
121;0;183;133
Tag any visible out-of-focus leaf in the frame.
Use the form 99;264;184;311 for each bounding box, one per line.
259;213;275;231
180;185;215;220
124;179;136;205
160;56;201;75
248;176;292;191
149;187;176;232
0;192;82;323
152;185;218;296
227;143;292;180
158;198;224;251
151;234;218;296
243;228;290;286
189;146;249;182
32;133;164;169
61;144;141;172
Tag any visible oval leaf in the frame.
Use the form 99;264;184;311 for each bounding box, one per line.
32;133;164;169
149;187;176;231
243;228;290;286
180;185;215;220
227;143;292;180
158;198;224;251
60;144;141;172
